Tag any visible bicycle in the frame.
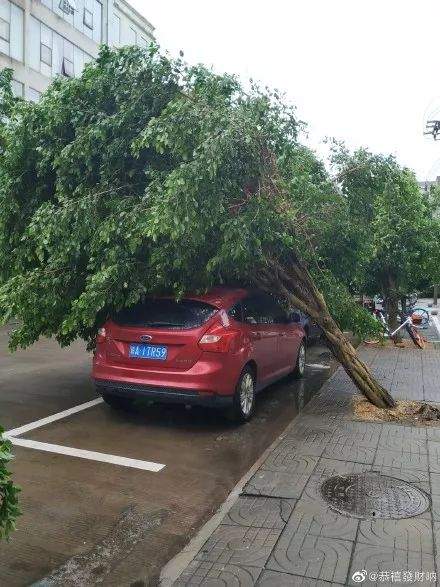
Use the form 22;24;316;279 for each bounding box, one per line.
365;309;426;349
404;297;430;329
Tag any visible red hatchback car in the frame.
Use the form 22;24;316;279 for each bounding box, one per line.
93;287;306;421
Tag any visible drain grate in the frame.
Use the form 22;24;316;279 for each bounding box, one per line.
320;471;430;520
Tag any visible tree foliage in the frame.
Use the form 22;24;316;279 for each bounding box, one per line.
330;144;440;305
0;429;20;540
0;45;380;350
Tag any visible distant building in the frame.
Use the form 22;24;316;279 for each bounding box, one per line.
419;176;440;195
0;0;155;102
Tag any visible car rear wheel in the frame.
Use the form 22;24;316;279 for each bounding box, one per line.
231;367;256;423
292;341;306;379
101;391;134;411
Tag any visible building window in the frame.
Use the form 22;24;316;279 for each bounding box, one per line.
11;79;24;98
129;27;137;46
0;17;9;42
59;0;76;15
62;57;74;77
28;88;42;102
83;8;93;30
41;43;52;67
113;14;121;44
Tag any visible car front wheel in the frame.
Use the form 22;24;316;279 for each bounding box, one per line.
292;341;306;379
231;366;256;423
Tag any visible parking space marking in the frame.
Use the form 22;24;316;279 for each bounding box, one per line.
9;437;165;472
5;398;104;438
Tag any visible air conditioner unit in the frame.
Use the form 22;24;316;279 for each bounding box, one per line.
59;0;77;15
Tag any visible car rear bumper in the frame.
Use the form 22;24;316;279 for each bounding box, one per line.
94;379;234;407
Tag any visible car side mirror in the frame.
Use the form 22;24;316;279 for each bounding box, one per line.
289;311;302;323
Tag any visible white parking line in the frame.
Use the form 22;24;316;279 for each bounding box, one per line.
5;398;104;438
9;437;165;472
5;397;166;473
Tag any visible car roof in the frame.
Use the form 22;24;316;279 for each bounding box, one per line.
184;286;250;309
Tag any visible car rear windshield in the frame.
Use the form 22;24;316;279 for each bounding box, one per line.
113;299;217;330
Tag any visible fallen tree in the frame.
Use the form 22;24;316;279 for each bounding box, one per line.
0;46;394;407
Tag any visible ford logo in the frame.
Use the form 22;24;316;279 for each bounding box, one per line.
140;334;152;342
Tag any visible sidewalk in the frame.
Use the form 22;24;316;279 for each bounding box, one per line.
165;345;440;586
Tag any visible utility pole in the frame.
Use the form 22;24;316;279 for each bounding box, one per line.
423;120;440;306
424;120;440;140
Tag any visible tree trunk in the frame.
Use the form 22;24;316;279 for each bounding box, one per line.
255;257;396;409
385;275;401;342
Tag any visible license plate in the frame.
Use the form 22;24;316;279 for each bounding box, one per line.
129;343;168;360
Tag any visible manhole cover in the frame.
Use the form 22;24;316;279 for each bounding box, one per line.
320;471;430;520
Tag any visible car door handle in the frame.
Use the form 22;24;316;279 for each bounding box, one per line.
279;332;287;337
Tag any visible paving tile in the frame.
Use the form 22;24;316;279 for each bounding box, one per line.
262;440;324;466
243;470;311;499
261;451;318;476
427;442;440;473
257;569;344;586
301;475;329;506
283;429;335;457
430;493;440;521
332;421;384;435
431;522;440;579
430;472;440;494
285;416;339;434
314;458;372;478
330;425;381;449
358;518;434;553
322;442;376;464
305;398;352;417
378;425;428;454
223;496;295;529
348;544;436;586
173;560;262;586
195;525;280;568
426;427;440;442
374;466;430;484
282;500;359;541
266;531;352;584
374;449;429;471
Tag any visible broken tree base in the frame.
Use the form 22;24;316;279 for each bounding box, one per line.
353;396;440;426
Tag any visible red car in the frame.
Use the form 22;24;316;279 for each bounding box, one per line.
93;287;306;421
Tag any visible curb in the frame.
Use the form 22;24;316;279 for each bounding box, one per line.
159;424;291;586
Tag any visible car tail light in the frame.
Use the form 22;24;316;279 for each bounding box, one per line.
97;327;106;344
198;325;238;353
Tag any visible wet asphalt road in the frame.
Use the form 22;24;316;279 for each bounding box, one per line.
0;324;335;586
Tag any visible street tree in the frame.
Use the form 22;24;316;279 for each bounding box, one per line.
0;46;394;408
331;145;440;331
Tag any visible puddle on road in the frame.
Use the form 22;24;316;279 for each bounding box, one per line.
33;506;167;587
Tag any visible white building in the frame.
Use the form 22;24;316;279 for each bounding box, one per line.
0;0;155;101
419;176;440;196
